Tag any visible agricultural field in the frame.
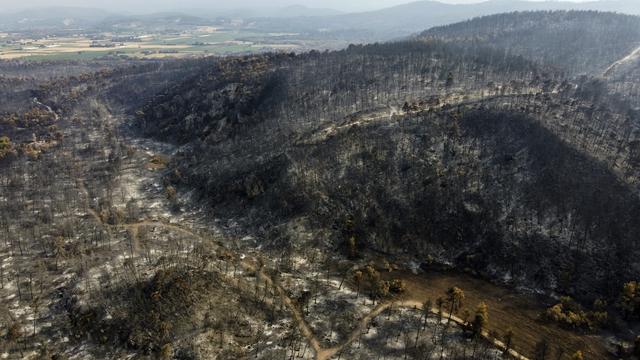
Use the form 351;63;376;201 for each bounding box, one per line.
0;28;311;60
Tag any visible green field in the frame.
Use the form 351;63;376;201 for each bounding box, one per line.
0;30;301;61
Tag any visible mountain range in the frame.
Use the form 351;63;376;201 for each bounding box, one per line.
249;0;640;40
1;0;640;39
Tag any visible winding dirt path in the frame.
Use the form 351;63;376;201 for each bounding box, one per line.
121;219;330;359
318;301;389;360
74;185;326;359
78;177;530;360
397;300;528;360
76;162;528;360
314;297;529;360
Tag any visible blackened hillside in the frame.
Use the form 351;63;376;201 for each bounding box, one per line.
132;18;640;303
421;11;640;75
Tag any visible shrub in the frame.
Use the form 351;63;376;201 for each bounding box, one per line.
388;279;406;294
0;136;15;160
542;296;608;331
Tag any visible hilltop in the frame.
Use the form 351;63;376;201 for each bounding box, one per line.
421;10;640;75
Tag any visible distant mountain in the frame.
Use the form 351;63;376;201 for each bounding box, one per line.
264;5;344;18
250;0;640;41
420;10;640;75
2;0;639;41
177;5;342;20
0;5;341;32
98;13;211;31
0;7;112;31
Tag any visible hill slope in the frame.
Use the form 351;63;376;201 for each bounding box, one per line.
132;36;640;301
421;11;640;75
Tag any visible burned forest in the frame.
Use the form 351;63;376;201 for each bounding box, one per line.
1;5;640;360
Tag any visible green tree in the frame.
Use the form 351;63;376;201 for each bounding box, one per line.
620;281;639;318
0;136;13;159
445;286;465;325
472;302;489;336
374;279;390;302
348;236;357;259
0;136;10;147
159;343;173;360
570;350;584;360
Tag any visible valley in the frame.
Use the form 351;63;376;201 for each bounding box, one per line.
0;29;314;61
0;72;624;359
2;90;599;359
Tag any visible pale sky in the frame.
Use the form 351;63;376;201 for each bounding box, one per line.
0;0;597;13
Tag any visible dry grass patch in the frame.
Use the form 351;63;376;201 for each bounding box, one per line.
381;270;611;359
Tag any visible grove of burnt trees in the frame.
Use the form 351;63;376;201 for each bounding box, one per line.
421;10;640;75
6;9;640;359
137;40;552;141
131;18;640;306
136;39;558;207
264;101;638;301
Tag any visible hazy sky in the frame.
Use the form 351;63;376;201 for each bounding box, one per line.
0;0;596;13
